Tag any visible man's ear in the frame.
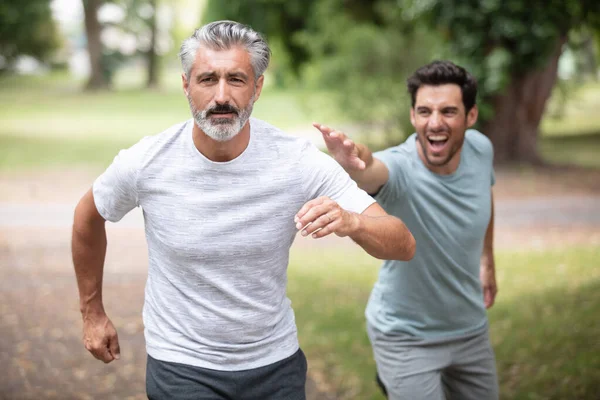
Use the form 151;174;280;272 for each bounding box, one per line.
410;108;416;128
182;73;189;97
466;105;478;128
253;75;265;101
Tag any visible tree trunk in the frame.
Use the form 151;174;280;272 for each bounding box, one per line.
146;0;159;89
82;0;108;90
483;37;567;164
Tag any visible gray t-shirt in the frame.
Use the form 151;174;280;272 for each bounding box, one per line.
365;130;495;339
93;118;375;371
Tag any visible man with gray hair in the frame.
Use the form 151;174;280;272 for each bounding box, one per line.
72;20;415;399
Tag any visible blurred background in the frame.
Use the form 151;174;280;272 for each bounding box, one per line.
0;0;599;399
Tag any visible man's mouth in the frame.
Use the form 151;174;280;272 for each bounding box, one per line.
427;135;449;152
209;111;236;117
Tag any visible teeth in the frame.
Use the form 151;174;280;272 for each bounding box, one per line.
429;135;447;141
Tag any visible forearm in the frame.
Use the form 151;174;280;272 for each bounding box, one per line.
349;214;415;261
72;204;108;317
349;144;389;194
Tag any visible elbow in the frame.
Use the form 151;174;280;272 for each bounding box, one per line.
393;220;416;261
392;226;416;261
372;228;416;262
403;232;416;261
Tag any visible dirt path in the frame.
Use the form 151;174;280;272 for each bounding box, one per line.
1;167;599;400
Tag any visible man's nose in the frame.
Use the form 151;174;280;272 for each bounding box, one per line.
214;79;230;104
429;111;443;129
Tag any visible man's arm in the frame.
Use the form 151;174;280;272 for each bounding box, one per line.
72;188;120;363
295;198;415;261
313;124;389;195
480;192;497;309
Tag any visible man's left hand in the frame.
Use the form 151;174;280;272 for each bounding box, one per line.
295;196;359;238
480;265;498;309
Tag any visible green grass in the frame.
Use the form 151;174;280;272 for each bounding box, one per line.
540;133;600;168
541;81;600;137
1;71;599;170
287;245;600;400
0;70;344;170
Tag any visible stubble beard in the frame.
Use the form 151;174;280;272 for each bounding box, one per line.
419;129;465;167
188;95;255;142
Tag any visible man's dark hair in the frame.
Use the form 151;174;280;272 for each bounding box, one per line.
407;60;478;112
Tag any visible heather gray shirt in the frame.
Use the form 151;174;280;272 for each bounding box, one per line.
93;118;375;371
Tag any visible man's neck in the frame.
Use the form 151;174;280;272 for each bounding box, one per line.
192;122;251;162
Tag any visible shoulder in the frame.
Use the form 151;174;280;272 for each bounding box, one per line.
122;120;190;167
465;129;493;157
374;134;416;166
250;117;316;157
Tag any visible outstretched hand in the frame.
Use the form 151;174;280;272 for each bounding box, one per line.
313;123;366;171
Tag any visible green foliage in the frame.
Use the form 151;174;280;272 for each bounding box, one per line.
401;0;600;122
0;0;61;70
203;0;600;148
297;0;445;144
203;0;316;73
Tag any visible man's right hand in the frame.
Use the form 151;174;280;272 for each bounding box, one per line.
82;311;121;363
313;123;369;172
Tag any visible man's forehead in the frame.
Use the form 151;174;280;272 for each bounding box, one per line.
192;46;253;75
415;84;463;107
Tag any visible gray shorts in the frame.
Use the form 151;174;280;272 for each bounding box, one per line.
367;323;498;400
146;348;307;400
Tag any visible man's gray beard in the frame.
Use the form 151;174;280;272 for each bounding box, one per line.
189;98;254;142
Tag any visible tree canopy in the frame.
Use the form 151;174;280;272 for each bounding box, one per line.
204;0;600;162
0;0;60;71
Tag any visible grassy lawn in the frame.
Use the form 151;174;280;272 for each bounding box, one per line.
540;133;600;168
0;70;342;170
287;245;600;399
1;71;599;170
542;81;600;137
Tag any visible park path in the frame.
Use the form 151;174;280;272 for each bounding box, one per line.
1;194;600;230
0;168;598;400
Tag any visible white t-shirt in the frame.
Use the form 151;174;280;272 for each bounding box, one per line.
93;117;375;371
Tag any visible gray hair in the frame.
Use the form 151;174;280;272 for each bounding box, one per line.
179;20;271;81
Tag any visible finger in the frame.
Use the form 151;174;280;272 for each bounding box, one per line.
108;333;121;360
310;218;339;239
484;288;494;309
295;197;327;226
301;211;335;236
313;123;347;143
297;202;335;231
90;341;114;363
312;123;333;135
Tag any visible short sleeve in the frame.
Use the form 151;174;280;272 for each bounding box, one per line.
372;146;411;209
468;129;496;187
93;138;149;222
300;142;375;214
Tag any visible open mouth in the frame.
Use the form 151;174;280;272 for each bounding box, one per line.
427;135;449;152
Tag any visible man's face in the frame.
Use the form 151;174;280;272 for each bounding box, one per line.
182;46;264;142
410;84;477;171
